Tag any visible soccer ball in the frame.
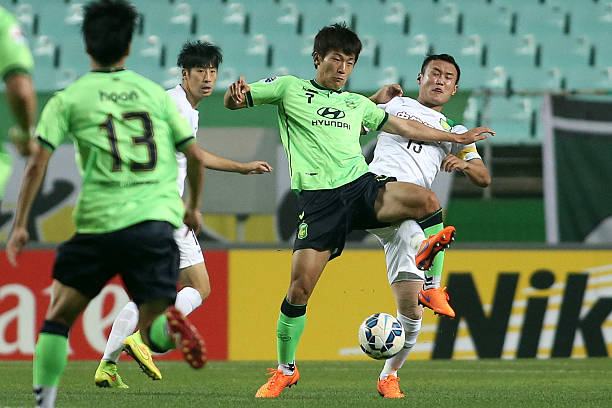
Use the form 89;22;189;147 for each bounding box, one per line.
358;313;405;360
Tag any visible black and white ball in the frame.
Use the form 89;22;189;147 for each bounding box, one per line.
358;313;405;360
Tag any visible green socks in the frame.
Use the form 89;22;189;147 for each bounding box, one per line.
33;322;69;388
149;313;175;352
277;298;307;365
417;209;445;289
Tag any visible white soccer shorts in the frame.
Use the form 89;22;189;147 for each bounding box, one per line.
173;224;204;269
369;220;426;284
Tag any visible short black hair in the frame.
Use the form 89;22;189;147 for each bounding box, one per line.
312;23;362;68
420;54;461;84
177;41;223;69
82;0;138;66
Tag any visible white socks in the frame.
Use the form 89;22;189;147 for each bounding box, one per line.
34;386;57;408
101;287;203;363
423;274;441;290
174;286;203;316
102;301;139;363
379;314;422;379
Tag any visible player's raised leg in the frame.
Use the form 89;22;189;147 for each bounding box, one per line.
415;210;455;318
255;248;329;398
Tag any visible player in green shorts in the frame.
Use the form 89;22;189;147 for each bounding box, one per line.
6;1;206;407
224;23;494;398
0;6;37;206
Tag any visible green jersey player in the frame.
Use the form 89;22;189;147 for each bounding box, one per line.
0;6;37;206
6;1;206;406
224;23;494;398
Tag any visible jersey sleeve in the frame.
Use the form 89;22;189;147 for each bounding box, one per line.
35;92;68;151
246;75;292;107
450;125;482;161
0;19;34;78
164;92;195;151
362;97;388;131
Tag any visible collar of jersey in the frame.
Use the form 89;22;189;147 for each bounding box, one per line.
91;67;126;73
310;79;343;94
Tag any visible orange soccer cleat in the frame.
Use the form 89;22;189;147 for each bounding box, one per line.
418;287;456;318
255;366;300;398
377;375;405;399
166;306;207;369
415;226;456;271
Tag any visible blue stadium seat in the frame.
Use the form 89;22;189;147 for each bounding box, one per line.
483;95;541;145
248;0;299;37
348;65;402;92
378;32;431;73
486;33;538;69
58;36;90;76
352;0;407;38
270;33;315;79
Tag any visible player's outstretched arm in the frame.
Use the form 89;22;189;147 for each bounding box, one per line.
224;76;250;110
182;143;206;234
382;115;494;144
368;84;403;104
441;155;491;187
202;149;272;174
6;144;52;266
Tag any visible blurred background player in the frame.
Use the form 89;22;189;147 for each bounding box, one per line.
95;40;273;387
5;1;207;406
0;6;37;209
368;54;491;398
224;23;493;398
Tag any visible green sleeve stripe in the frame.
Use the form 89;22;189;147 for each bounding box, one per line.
37;136;55;151
246;91;254;107
2;66;31;81
376;112;389;131
175;136;195;150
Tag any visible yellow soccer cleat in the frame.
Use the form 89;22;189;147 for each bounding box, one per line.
123;331;162;380
94;360;129;389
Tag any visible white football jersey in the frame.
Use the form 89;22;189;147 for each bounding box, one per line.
368;96;481;189
167;85;200;197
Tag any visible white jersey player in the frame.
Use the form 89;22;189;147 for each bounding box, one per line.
95;41;272;389
368;55;491;399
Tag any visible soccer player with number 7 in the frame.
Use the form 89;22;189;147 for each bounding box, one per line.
224;23;494;399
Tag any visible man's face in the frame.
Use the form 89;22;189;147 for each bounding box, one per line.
315;49;355;89
417;60;458;107
183;65;217;100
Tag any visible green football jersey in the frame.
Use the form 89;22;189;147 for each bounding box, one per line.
36;69;194;233
246;75;388;191
0;6;34;199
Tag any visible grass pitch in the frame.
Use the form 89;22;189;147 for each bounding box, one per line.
0;359;610;407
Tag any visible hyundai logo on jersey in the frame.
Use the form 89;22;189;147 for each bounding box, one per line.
316;107;346;119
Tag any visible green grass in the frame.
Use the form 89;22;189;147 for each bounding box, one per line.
1;359;610;407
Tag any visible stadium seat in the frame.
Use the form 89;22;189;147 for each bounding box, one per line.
378;32;431;73
36;1;82;39
352;0;407;38
247;0;299;37
348;65;402;92
58;36;90;76
270;33;316;79
298;0;348;35
482;95;541;145
564;67;612;91
486;33;538;69
507;66;564;93
539;33;592;72
461;3;514;37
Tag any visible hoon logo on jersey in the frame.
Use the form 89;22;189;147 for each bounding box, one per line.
312;107;350;129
